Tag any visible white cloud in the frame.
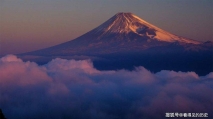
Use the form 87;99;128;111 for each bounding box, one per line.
0;55;212;119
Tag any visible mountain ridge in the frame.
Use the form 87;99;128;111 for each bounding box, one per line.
23;12;206;56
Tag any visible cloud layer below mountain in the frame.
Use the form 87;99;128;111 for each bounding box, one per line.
0;55;213;119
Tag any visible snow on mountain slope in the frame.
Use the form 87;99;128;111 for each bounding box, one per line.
92;12;200;44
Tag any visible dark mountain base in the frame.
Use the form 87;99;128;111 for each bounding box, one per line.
19;51;213;76
93;52;213;76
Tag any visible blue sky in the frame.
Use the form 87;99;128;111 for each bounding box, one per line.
0;0;212;55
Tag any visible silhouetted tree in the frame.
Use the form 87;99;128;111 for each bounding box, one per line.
0;109;6;119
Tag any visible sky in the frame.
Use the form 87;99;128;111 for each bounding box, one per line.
0;0;212;55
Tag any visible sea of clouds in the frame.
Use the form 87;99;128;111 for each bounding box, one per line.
0;55;213;119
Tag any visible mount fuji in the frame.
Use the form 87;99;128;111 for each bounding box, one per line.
20;13;213;75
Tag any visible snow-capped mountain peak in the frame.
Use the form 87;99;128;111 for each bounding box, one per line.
93;12;200;44
23;12;207;57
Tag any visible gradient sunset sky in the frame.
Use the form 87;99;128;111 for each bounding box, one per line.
0;0;212;55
